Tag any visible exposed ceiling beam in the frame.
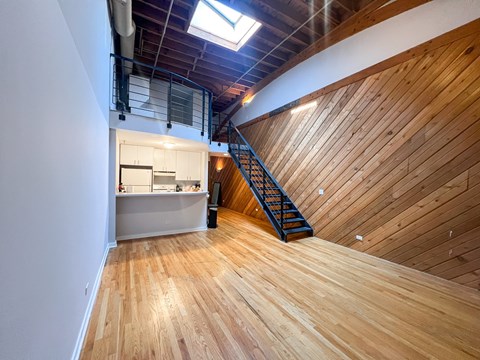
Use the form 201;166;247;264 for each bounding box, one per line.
137;25;277;75
133;15;286;68
218;0;426;120
215;0;312;46
252;0;325;37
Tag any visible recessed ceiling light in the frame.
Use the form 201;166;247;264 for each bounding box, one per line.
164;142;175;148
223;153;229;156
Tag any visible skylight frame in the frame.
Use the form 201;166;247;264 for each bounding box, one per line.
187;0;262;52
202;0;241;28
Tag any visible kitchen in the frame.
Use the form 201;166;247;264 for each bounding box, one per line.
115;130;209;240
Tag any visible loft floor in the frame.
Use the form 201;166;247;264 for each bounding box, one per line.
80;208;480;359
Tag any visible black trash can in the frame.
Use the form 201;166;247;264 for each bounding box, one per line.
208;207;218;228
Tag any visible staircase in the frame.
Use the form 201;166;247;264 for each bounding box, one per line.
228;122;313;242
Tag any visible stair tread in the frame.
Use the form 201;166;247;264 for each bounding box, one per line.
230;137;312;241
266;201;292;205
272;209;297;214
283;226;312;235
282;217;304;223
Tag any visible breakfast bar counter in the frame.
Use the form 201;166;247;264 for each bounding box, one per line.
116;191;208;197
116;191;208;240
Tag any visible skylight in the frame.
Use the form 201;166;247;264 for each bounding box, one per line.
187;0;262;52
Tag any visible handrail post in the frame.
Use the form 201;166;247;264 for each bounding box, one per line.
227;121;231;148
280;194;284;229
248;151;252;184
117;58;127;112
262;169;266;200
167;73;173;129
201;89;205;137
208;92;212;142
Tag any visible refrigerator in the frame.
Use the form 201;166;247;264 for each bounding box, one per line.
121;168;152;193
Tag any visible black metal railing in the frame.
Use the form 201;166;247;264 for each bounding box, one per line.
211;112;229;142
228;122;313;241
110;54;213;139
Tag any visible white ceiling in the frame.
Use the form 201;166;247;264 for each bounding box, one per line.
117;129;209;152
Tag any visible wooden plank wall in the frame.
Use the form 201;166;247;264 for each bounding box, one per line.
240;31;480;290
208;156;268;222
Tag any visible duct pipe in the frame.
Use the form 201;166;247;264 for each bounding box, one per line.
112;0;135;37
112;0;136;74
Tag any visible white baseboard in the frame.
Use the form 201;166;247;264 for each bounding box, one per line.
71;242;115;360
116;226;208;241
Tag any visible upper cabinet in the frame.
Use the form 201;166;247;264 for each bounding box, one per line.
120;144;153;166
176;151;202;181
153;149;176;172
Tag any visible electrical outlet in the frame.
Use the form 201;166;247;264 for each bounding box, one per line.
355;235;363;241
319;188;324;195
85;282;89;296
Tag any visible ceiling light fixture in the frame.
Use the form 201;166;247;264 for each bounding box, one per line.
164;142;175;148
242;94;255;106
290;101;318;114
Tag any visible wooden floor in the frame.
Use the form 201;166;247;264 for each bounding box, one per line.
80;208;480;359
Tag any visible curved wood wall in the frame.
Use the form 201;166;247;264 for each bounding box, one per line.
240;28;480;290
208;156;268;222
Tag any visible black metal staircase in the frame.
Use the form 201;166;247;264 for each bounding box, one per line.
228;122;313;242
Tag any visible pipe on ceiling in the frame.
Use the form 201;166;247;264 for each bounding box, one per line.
150;0;175;80
112;0;136;73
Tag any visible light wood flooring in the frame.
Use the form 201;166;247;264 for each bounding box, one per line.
80;208;480;359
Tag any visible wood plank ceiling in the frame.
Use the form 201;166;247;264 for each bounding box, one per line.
131;0;377;113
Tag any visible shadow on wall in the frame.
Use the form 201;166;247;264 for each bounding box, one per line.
208;156;268;222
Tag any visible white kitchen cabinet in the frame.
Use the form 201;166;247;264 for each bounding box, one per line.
137;146;154;166
120;144;137;165
189;152;201;180
120;144;153;166
153;149;176;172
176;151;202;181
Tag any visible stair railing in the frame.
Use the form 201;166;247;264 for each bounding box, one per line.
228;122;289;237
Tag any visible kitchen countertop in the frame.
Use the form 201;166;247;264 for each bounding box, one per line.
116;191;208;198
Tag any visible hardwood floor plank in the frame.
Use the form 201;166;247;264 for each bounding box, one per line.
80;209;480;359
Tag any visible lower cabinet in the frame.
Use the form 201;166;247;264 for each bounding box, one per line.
176;151;201;181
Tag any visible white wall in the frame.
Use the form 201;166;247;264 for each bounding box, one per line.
232;0;480;125
0;1;111;359
111;111;212;145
